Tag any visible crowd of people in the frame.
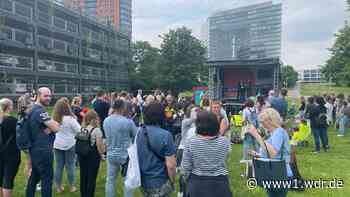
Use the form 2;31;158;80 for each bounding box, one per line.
0;86;348;197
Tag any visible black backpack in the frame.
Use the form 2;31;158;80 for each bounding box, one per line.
75;127;95;156
16;113;34;151
316;113;328;128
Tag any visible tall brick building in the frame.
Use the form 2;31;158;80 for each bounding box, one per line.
63;0;132;38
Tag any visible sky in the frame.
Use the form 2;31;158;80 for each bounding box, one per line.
132;0;348;70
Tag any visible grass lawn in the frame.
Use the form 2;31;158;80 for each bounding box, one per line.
11;125;350;197
300;83;350;96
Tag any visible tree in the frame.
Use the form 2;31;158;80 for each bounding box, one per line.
322;23;350;85
158;27;207;94
281;65;298;88
128;41;161;91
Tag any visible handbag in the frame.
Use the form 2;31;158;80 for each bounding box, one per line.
253;139;288;187
124;130;141;190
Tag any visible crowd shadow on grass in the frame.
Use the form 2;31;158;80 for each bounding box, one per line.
12;126;350;197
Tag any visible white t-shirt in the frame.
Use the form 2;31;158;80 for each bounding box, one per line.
54;116;81;150
325;102;334;122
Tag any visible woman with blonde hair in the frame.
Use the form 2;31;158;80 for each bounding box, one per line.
0;98;20;197
52;97;81;193
248;108;293;197
210;100;229;136
78;110;105;197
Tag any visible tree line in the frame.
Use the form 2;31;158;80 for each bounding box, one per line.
321;1;350;85
128;27;208;94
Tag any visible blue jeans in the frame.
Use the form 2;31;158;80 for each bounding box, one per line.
26;150;54;197
311;127;329;152
339;115;348;135
54;146;76;187
106;157;133;197
242;134;259;160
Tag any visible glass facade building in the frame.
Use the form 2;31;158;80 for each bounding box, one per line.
119;0;132;37
208;1;282;61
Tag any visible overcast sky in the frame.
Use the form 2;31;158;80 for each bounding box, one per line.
132;0;348;70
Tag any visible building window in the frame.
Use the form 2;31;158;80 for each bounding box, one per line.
14;2;32;19
38;36;52;50
14;30;32;45
0;0;12;12
53;40;66;52
0;27;12;40
38;11;51;24
53;16;66;30
67;21;78;33
54;62;65;72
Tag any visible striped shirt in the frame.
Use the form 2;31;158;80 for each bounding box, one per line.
181;135;231;177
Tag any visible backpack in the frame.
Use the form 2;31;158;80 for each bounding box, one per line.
16;113;34;151
75;127;95;156
316;113;328;128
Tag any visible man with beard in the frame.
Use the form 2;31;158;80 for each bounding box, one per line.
26;87;60;197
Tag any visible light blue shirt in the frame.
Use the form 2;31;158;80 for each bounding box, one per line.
103;114;137;163
260;127;293;177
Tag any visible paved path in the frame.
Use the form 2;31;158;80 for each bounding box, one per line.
289;82;301;98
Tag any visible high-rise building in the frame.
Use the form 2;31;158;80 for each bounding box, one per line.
208;1;282;61
63;0;132;38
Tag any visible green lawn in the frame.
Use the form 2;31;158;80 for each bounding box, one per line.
300;83;350;96
11;125;350;197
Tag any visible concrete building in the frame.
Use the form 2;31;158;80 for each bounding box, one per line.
0;0;130;97
207;1;282;101
298;68;322;83
208;1;282;61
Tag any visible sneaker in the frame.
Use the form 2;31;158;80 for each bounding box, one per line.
56;185;64;193
337;134;344;137
312;151;320;154
36;184;41;191
70;186;77;193
177;192;183;197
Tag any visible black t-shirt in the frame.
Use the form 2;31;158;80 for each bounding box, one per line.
29;104;55;151
93;99;110;125
309;105;327;128
0;116;20;157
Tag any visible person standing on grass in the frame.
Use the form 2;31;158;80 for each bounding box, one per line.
71;96;83;125
181;110;232;197
210;100;229;136
25;87;60;197
0;98;20;197
103;99;137;197
336;94;347;137
325;96;334;125
78;110;105;197
309;96;330;153
52;98;81;193
241;99;259;161
93;90;110;137
248;108;293;197
137;102;177;197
